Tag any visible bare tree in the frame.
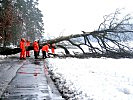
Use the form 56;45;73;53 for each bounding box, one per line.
45;9;133;58
1;9;133;58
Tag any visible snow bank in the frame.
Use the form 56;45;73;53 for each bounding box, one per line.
46;58;133;100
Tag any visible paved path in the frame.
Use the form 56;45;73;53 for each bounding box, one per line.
0;55;64;100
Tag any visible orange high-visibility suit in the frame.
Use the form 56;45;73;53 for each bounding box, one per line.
20;38;26;59
51;43;55;54
51;48;55;54
42;44;49;58
42;45;49;52
33;41;39;59
26;40;30;57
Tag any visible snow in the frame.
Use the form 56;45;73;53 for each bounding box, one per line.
0;55;7;60
1;41;133;99
46;57;133;100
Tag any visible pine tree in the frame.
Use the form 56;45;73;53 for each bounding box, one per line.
0;0;44;46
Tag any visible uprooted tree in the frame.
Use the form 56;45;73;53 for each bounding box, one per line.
1;9;133;58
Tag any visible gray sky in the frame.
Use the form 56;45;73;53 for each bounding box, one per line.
38;0;133;37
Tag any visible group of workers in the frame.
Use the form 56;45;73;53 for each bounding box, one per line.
19;38;55;60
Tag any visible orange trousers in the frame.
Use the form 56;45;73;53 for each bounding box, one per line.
51;48;55;54
26;51;30;57
20;50;26;59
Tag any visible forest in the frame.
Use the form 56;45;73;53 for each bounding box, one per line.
0;0;44;47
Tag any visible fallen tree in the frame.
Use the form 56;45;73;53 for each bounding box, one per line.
1;9;133;58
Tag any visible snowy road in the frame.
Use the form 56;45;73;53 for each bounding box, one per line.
0;55;64;100
2;53;133;100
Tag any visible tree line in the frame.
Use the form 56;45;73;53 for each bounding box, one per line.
0;0;44;47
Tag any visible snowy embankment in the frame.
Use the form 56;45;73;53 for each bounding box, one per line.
46;58;133;100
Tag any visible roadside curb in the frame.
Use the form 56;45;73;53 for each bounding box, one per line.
44;60;65;100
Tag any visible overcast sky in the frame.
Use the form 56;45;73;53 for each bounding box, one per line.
38;0;133;37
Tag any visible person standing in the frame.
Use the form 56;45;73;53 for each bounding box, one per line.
37;40;40;56
26;40;30;57
51;43;55;54
20;38;26;60
33;40;39;59
42;44;49;59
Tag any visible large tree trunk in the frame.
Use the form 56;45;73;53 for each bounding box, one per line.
0;30;133;58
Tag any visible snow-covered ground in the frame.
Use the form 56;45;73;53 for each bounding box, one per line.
46;57;133;100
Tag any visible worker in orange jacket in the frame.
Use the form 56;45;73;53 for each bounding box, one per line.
33;40;39;59
42;44;49;59
20;38;26;60
51;43;56;54
26;40;30;57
